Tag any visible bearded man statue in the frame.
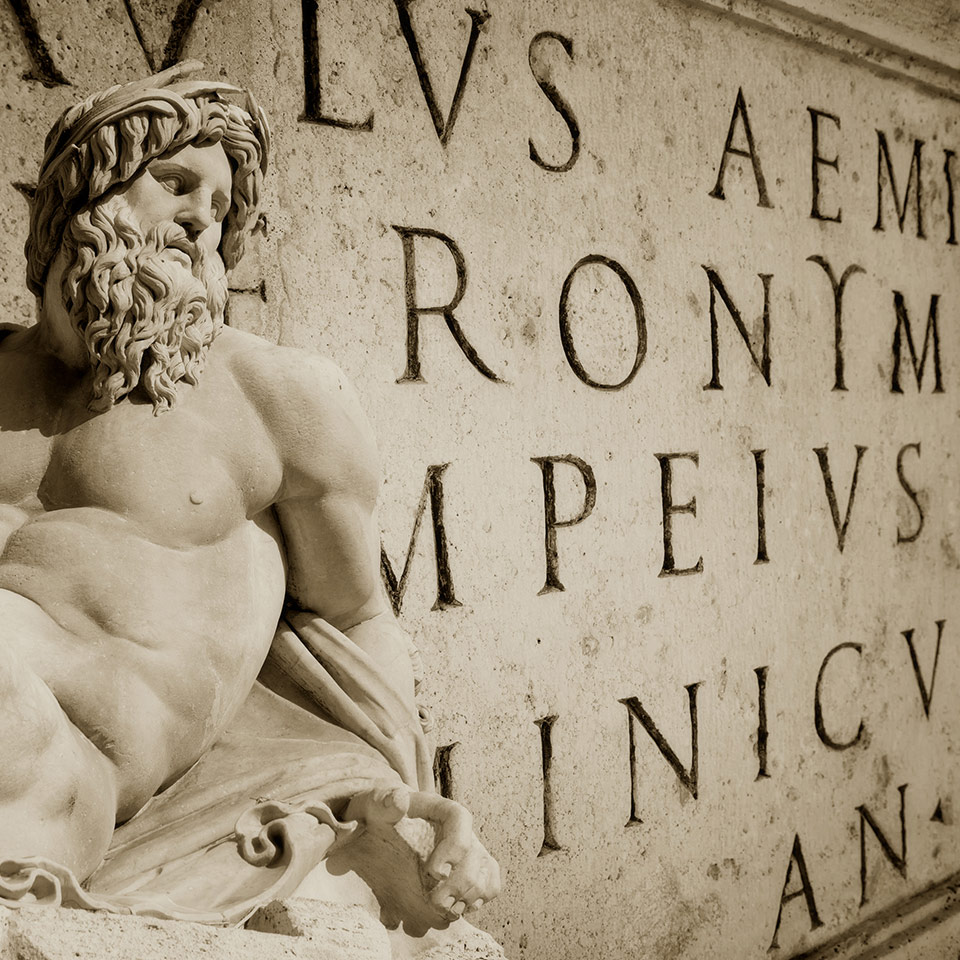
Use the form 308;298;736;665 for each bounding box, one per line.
0;62;500;955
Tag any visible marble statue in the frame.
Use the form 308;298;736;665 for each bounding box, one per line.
0;61;500;947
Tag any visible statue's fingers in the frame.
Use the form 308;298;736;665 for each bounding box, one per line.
432;891;466;920
429;850;487;906
484;857;502;899
446;878;485;909
424;826;472;881
378;785;410;823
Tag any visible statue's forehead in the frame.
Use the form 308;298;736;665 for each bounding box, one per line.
148;142;233;186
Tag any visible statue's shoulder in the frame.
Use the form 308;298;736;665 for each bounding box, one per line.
212;326;378;485
214;326;350;407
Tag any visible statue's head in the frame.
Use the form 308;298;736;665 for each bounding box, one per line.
26;61;270;412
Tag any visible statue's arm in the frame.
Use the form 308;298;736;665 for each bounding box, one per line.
236;337;500;910
244;339;417;711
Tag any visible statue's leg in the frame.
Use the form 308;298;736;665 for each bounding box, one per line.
0;598;118;881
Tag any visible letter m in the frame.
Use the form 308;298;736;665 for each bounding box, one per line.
874;132;925;238
891;291;943;393
381;463;462;614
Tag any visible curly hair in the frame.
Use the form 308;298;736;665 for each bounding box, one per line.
59;193;228;413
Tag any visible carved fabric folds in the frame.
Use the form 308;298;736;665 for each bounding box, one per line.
0;613;433;925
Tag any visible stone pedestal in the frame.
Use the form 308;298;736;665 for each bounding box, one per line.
0;901;506;960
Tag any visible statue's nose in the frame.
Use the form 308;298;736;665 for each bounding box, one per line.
174;191;213;238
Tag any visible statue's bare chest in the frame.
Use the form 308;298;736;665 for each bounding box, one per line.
0;358;280;549
50;414;243;545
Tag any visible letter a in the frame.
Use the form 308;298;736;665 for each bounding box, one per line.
708;88;772;208
769;834;824;949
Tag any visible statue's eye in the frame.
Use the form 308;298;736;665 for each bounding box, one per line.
154;172;185;195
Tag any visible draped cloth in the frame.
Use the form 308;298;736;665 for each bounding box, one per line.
0;611;433;925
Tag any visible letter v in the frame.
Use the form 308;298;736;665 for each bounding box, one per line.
393;0;490;146
124;0;205;72
6;0;68;86
902;620;945;717
813;445;867;552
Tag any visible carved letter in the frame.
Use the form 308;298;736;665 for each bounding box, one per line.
875;132;925;238
381;463;462;614
124;0;206;71
392;226;501;383
858;784;908;906
620;683;702;825
946;149;957;245
806;256;865;392
808;107;842;222
535;715;562;855
528;31;580;173
708;88;772;208
755;665;770;780
891;291;943;393
433;742;458;798
902;620;945;718
558;255;646;389
769;835;824;950
394;0;489;146
5;0;68;85
896;443;924;544
656;452;703;577
531;455;597;594
813;445;867;553
814;642;864;750
300;0;373;130
702;268;772;390
753;449;769;564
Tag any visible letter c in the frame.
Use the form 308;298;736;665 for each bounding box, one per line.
814;642;864;750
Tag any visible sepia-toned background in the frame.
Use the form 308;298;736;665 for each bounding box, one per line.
2;1;959;956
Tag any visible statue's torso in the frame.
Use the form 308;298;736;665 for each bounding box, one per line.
0;330;288;817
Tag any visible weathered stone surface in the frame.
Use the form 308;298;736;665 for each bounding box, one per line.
246;898;392;957
1;0;960;957
0;902;506;960
0;904;342;960
247;899;506;960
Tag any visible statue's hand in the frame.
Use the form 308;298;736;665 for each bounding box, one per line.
342;785;501;922
408;791;501;920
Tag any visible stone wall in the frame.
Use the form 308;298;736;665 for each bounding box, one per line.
1;1;959;957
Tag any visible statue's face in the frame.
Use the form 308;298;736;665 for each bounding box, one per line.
115;141;232;263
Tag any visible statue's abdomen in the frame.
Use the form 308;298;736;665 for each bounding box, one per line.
0;504;286;818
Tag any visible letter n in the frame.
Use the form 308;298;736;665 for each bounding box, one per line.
858;784;908;906
769;834;823;950
891;291;943;393
620;684;701;824
702;267;772;390
381;463;462;614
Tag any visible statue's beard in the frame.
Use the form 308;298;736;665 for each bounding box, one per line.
60;196;228;414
